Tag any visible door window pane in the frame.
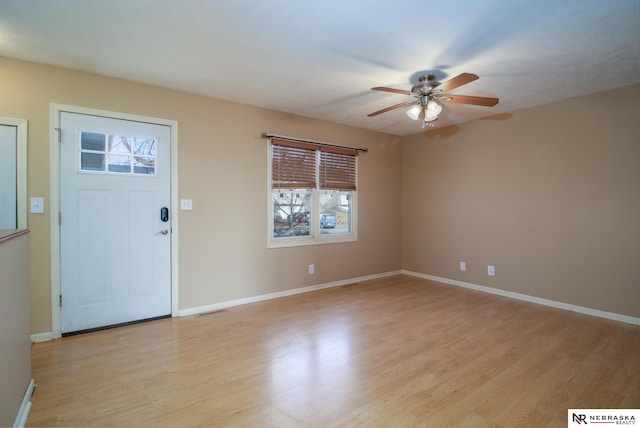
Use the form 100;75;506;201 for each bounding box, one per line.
134;138;156;156
81;152;105;171
109;135;132;154
108;154;132;173
81;132;105;151
133;157;155;175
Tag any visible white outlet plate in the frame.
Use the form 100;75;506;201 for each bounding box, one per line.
309;264;315;274
488;265;495;276
459;261;466;271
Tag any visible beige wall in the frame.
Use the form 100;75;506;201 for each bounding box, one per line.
0;231;31;426
0;57;403;334
402;83;640;318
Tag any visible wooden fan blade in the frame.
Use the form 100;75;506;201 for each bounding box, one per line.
367;100;419;117
371;86;413;96
437;73;478;93
443;94;499;107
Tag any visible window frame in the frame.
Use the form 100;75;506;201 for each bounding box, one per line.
267;140;358;248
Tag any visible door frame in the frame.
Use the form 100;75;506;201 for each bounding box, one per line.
49;103;179;339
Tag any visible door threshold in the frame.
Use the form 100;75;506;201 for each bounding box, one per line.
62;314;171;337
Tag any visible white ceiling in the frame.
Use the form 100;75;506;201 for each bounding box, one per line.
1;0;639;136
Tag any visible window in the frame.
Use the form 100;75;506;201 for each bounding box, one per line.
268;138;358;247
79;131;157;175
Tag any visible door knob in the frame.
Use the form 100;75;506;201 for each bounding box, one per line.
156;229;169;235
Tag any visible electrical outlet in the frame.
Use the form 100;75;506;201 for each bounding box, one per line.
459;261;466;271
488;265;495;276
309;264;315;274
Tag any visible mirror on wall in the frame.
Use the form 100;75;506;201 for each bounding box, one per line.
0;117;27;229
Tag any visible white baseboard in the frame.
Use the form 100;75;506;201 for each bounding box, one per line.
179;270;403;317
30;332;53;343
403;270;640;326
13;378;34;428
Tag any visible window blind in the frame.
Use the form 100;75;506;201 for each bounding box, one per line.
320;147;357;191
271;139;318;189
271;138;358;191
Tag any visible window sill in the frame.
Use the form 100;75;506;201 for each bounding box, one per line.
268;233;357;248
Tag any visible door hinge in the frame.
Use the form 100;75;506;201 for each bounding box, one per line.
59;294;62;307
55;127;61;143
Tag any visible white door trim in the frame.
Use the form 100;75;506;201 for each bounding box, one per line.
49;103;179;339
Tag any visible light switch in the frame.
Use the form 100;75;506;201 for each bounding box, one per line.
30;197;45;214
180;199;193;210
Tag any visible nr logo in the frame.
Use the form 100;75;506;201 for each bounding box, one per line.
573;413;588;424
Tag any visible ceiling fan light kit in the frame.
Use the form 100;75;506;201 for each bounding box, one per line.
406;99;442;128
368;72;499;129
406;105;421;120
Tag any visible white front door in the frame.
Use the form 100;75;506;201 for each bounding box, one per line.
59;112;172;333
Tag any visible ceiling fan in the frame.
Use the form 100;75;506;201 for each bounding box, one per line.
367;73;499;128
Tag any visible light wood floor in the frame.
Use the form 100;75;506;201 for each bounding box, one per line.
27;275;640;427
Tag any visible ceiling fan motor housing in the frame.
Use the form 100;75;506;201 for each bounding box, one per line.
412;75;441;95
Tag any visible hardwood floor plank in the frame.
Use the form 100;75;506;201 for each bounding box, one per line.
27;276;640;427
